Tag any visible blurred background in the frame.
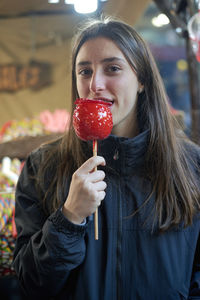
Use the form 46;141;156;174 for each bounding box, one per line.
0;1;200;299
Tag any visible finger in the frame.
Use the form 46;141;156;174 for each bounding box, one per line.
87;170;105;183
78;156;106;175
92;181;107;191
97;191;106;202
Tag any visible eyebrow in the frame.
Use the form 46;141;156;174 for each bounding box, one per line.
76;57;125;67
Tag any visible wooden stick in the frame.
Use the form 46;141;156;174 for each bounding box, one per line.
93;139;98;240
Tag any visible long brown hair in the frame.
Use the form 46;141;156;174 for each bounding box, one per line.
37;17;200;231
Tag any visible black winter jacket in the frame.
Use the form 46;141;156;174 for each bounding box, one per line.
13;131;200;300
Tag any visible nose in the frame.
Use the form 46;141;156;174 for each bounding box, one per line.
89;71;105;93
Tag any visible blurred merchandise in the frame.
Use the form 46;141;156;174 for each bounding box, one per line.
0;109;70;143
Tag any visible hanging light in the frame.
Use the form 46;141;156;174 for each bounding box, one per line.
48;0;60;3
152;14;170;27
74;0;98;14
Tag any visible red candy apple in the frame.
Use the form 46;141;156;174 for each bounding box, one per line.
73;98;113;141
73;98;113;240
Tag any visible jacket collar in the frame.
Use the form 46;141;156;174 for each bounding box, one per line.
96;129;149;176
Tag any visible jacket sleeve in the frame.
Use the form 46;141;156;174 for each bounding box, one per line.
188;231;200;299
13;150;87;299
188;146;200;299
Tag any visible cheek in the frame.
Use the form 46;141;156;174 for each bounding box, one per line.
76;80;87;97
123;79;139;99
113;75;138;93
111;78;125;89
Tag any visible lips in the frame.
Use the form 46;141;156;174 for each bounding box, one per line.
93;97;114;105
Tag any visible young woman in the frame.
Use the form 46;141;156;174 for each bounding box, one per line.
13;17;200;299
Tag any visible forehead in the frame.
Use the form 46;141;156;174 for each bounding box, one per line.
76;37;126;63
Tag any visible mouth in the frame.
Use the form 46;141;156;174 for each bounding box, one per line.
92;97;114;106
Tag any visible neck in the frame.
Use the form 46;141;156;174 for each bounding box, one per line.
112;120;138;138
111;110;138;138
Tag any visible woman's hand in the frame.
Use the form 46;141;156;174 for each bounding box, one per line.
62;156;106;224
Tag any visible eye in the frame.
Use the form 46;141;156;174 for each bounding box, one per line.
78;68;92;77
106;65;121;73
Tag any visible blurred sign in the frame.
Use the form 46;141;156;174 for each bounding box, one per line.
0;60;52;92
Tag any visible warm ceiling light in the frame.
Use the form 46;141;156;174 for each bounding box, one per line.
152;14;170;27
65;0;107;3
48;0;60;3
74;0;98;14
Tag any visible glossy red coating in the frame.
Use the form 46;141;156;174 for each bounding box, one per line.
73;98;113;141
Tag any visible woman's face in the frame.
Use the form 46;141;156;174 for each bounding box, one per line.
75;37;142;137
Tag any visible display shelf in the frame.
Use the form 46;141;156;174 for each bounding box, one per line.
0;133;62;160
